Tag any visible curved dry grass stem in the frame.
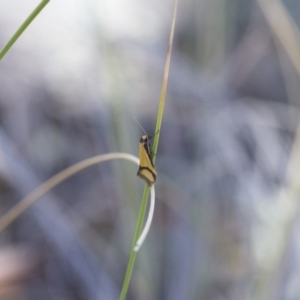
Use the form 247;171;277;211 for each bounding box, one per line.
0;153;139;233
134;185;155;252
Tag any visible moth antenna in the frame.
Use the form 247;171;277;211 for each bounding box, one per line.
128;109;147;134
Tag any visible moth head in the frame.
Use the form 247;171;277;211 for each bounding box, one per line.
140;135;150;143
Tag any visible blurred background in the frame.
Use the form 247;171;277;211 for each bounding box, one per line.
1;0;300;299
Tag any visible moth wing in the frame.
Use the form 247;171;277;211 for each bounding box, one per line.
138;143;157;185
137;168;156;185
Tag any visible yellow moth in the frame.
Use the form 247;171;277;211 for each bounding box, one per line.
137;135;157;185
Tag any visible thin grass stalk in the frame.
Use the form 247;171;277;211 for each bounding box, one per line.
0;0;50;61
254;1;300;299
152;0;178;160
119;1;178;299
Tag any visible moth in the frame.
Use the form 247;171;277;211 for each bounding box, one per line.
137;135;157;185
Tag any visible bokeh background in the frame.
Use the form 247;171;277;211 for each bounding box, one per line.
1;0;300;299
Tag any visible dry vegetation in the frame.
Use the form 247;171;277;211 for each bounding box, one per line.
1;0;300;299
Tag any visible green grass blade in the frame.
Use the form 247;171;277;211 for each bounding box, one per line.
119;0;178;299
152;0;178;161
119;186;150;300
0;0;50;61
